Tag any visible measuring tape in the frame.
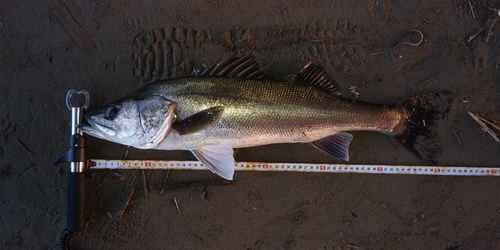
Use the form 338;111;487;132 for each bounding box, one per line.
88;159;500;177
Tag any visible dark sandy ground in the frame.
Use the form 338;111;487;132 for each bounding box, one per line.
2;0;500;249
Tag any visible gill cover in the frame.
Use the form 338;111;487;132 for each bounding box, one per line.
137;95;177;148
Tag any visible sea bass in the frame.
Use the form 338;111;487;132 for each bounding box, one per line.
81;54;451;180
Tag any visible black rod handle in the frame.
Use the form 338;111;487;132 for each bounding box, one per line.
66;171;86;233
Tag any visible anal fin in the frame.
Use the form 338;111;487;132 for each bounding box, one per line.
310;132;353;161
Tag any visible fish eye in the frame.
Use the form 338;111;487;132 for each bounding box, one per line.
104;105;118;120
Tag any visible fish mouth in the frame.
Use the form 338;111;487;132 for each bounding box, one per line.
79;117;116;139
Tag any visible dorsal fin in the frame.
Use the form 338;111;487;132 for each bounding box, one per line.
286;62;342;96
193;53;266;79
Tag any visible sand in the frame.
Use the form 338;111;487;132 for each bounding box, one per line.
1;0;500;249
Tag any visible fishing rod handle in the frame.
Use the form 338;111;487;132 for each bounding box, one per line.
66;171;86;233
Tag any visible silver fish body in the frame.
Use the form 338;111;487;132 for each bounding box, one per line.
148;77;408;150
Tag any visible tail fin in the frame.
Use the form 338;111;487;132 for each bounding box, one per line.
395;91;453;164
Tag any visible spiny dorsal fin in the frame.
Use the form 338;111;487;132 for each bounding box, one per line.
193;53;266;79
286;62;342;96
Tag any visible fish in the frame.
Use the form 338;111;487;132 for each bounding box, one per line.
81;53;452;180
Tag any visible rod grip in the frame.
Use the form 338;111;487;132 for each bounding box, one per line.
66;171;86;233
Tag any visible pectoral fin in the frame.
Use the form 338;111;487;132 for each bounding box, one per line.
310;132;353;161
172;106;224;135
192;145;235;180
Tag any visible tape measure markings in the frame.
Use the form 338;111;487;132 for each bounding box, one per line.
88;159;500;177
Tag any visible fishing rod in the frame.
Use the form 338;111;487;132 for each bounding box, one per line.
52;89;498;249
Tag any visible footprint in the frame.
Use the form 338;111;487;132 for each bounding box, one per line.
132;19;371;83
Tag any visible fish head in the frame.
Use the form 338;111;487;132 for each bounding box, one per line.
81;94;177;149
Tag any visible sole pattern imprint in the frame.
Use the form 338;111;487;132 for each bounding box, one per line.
133;18;372;83
133;27;220;82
